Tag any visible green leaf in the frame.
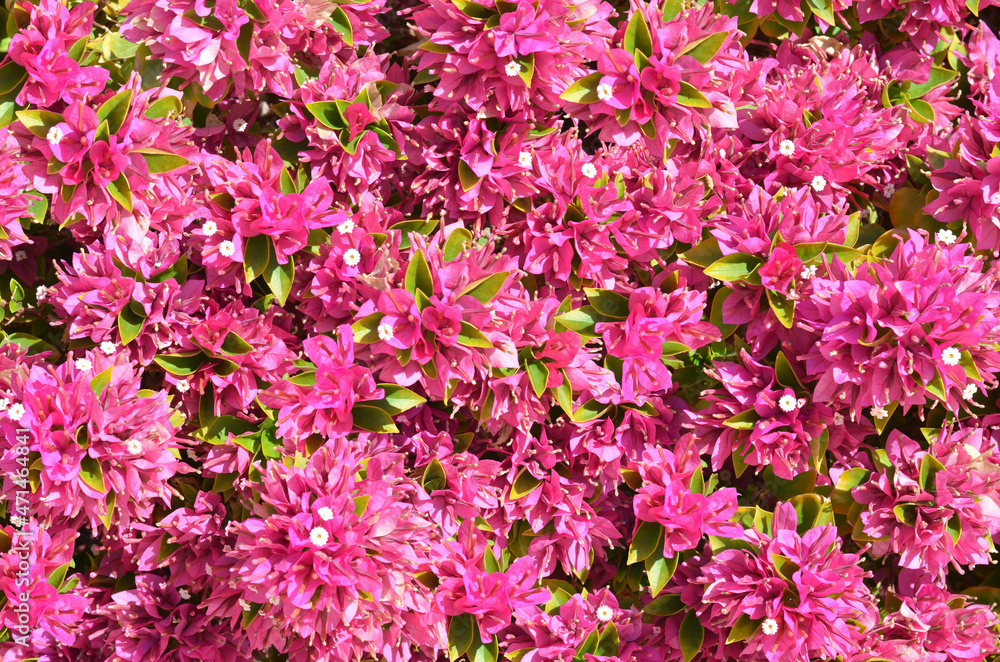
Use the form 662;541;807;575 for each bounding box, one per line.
555;305;614;337
471;634;499;662
220;332;253;356
526;360;550;398
0;61;26;95
907;66;958;99
873;401;898;435
118;300;146;345
766;289;795;329
968;0;980;15
789;494;834;534
516;52;534;87
771;552;800;581
352;313;385;343
405;249;434;297
679;236;723;268
646;553;678;596
304;101;346;130
79;456;106;493
726;614;762;644
107;172;133;212
444;228;474;261
460;272;509;304
560;72;604;103
364;384;426;415
242;0;267;20
451;0;496;20
645;593;685;616
26;191;47;223
328;7;354;46
96;89;132;134
595;623;620;657
679;610;704;662
263;246;294;306
47;561;71;590
448;613;475;661
200;415;258;444
572;399;610;423
710;287;737;338
510;468;543;500
242;602;262;628
243;234;269;283
458;160;482;192
627;520;663;564
458;322;493;348
906;97;935;124
145;96;183;119
723;409;757;430
775;351;805;391
16;110;63;138
154;352;207;376
183;9;226;30
135;148;190;174
926;369;947;403
680;31;727;64
919;454;946;492
584;288;630;319
623;10;653;58
89;367;114;396
101;33;138;60
804;0;836;25
703;253;763;281
422;458;447;492
287;370;316;386
946;514;962;544
351;404;399;434
677;81;712;108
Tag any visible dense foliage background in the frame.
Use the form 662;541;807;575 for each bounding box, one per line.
3;0;1000;660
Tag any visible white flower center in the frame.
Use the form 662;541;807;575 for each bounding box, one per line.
238;598;251;610
833;412;845;426
36;285;49;301
318;506;334;521
100;341;116;355
810;175;827;192
935;229;957;245
596;83;614;101
963;384;978;401
595;605;614;622
504;61;522;76
219;240;236;257
46;126;64;144
377;322;394;341
14;251;26;262
310;527;330;546
762;618;779;635
883;183;896;199
778;394;797;412
778;140;795;156
203;220;218;236
176;380;190;393
800;264;818;280
941;347;961;366
870;406;889;420
126;439;143;455
233;118;248;132
337;219;355;234
581;163;597;178
518;151;532;168
344;248;361;267
74;358;93;372
7;403;24;421
178;588;191;600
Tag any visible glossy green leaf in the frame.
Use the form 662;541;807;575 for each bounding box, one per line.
680;31;727;64
444;227;474;261
624;10;653;58
96;89;132;134
919;454;946;493
585;288;630;319
422;458;447;492
263;249;294;307
627;520;663;564
677;81;712;108
220;332;253;356
351;404;399;434
145;96;183;119
17;110;63;138
726;614;762;644
89;367;114;396
458;322;493;348
79;456;106;493
766;289;795;329
107;172;133;212
328;7;354;46
136;148;190;174
352;313;385;343
458;160;482;191
304;101;346;130
118;300;146;345
559;72;603;103
460;272;509;303
405;249;434;297
364;384;427;415
703;253;763;281
679;610;704;662
243;234;270;283
510;468;543;500
526;360;550;398
448;613;475;661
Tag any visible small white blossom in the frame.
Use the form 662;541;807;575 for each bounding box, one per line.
871;406;889;420
833;412;845;426
233;118;248;132
941;347;962;366
762;618;779;635
176;380;190;393
0;399;8;412
269;595;281;605
178;588;191;600
935;229;957;245
377;322;394;342
504;61;522;76
126;439;144;455
800;264;818;280
14;250;26;262
595;605;614;622
46;126;64;144
778;140;795;157
100;341;116;355
343;248;361;267
964;384;979;401
186;449;198;460
518;151;532;168
202;220;218;236
810;175;827;192
238;599;251;610
36;285;49;301
318;506;334;521
310;527;330;546
883;183;896;199
337;219;356;234
74;358;93;372
218;240;236;257
778;394;798;412
596;83;614;101
581;163;597;178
